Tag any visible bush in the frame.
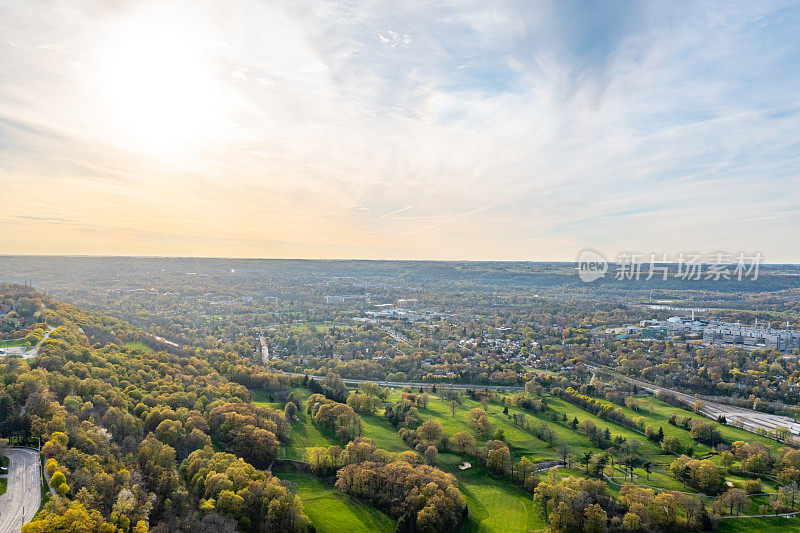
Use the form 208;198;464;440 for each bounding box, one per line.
744;479;763;494
50;470;67;490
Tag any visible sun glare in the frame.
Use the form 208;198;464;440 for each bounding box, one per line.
95;9;223;157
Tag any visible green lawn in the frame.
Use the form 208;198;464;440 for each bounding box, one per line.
250;388;285;409
429;394;558;459
718;517;800;533
437;453;544;533
404;391;571;462
262;388;546;533
282;414;339;460
405;390;788;495
0;477;6;496
543;396;664;457
273;402;544;533
0;338;27;348
360;414;407;452
260;383;792;527
285;385;782;474
635;396;780;448
275;471;395;533
253;388;340;460
725;473;778;494
123;341;154;354
584;395;713;454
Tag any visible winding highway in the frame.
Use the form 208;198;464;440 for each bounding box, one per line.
588;364;800;438
0;448;41;533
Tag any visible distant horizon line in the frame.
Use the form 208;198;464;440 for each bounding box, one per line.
1;253;799;266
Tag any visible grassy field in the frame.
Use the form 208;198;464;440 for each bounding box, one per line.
0;338;27;348
421;392;561;461
260;388;548;532
307;322;333;333
282;413;339;460
254;388;339;460
542;396;665;457
634;396;780;448
437;452;544;533
250;388;285;408
0;477;6;496
361;399;547;532
258;384;795;533
123;341;154;353
360;413;409;452
380;388;588;461
261;385;787;489
718;517;800;533
275;470;395;533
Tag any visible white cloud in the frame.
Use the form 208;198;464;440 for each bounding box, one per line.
0;1;798;260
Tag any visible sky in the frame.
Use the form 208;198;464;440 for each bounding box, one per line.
1;1;799;261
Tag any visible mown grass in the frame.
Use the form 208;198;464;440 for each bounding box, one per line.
423;393;560;460
123;341;154;354
726;473;779;494
258;383;793;531
250;388;285;409
635;396;780;448
0;338;27;348
263;387;547;532
253;388;340;460
275;471;395;533
360;414;407;452
401;389;578;462
584;394;712;453
718;517;800;532
542;396;665;457
0;477;6;496
281;413;339;460
437;452;544;533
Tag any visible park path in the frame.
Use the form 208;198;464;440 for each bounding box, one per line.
718;510;800;519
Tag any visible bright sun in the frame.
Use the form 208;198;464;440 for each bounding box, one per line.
95;8;223;157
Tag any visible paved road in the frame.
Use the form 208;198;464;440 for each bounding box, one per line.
379;326;409;344
589;365;800;437
24;327;55;359
258;335;270;366
0;327;55;360
0;448;41;533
